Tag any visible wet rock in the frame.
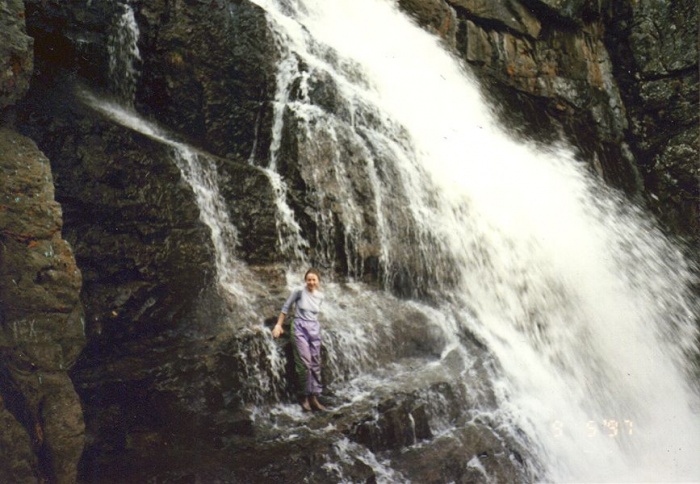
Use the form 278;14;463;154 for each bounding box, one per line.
349;393;433;451
0;127;85;483
136;0;279;161
453;5;639;193
391;311;448;358
644;129;699;238
0;0;33;109
525;0;595;22
604;0;698;244
392;423;532;483
0;394;37;482
22;0;278;163
19;90;217;342
398;0;458;43
447;0;541;39
5;0;697;481
623;0;697;76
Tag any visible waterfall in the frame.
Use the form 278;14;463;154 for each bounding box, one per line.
77;98;290;406
260;46;311;265
79;93;255;310
101;3;265;312
250;0;700;481
94;5;289;410
107;3;141;107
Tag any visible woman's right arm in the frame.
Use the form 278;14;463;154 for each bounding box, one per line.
272;289;300;338
272;312;286;338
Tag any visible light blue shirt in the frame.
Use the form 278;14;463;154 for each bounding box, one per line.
281;287;324;322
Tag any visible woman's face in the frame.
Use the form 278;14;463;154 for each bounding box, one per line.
305;273;320;292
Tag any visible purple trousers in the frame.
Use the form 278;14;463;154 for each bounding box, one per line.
291;318;323;396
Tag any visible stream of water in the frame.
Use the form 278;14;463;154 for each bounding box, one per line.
107;3;141;107
79;92;255;310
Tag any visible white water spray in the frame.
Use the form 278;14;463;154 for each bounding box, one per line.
107;4;141;107
252;0;700;481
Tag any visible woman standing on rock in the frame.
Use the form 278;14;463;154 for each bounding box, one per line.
272;268;327;412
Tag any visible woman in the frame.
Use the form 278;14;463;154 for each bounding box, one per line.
272;268;327;412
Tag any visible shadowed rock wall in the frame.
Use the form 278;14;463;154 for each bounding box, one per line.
604;0;698;241
9;0;284;480
1;0;85;482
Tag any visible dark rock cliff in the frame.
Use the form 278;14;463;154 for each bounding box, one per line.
1;0;697;481
604;0;698;240
1;0;85;482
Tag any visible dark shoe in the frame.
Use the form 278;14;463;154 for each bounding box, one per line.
300;397;311;412
309;395;327;412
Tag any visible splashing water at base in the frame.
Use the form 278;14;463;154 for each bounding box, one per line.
252;0;700;481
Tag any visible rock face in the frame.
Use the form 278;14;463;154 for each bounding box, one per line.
604;0;698;241
0;127;85;482
0;0;697;482
19;85;219;343
403;0;640;194
0;0;33;110
1;1;86;482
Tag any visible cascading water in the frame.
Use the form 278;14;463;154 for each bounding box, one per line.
99;4;262;309
249;0;700;481
87;7;293;416
79;92;255;310
107;3;141;107
80;90;296;407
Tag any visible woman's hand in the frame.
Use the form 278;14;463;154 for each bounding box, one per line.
272;313;286;338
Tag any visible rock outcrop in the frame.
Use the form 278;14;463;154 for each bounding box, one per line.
1;0;86;482
0;128;85;482
0;130;85;482
0;0;33;109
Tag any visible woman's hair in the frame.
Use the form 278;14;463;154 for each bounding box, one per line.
304;268;321;281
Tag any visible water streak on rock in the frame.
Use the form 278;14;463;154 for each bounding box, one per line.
107;4;141;107
81;93;253;310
